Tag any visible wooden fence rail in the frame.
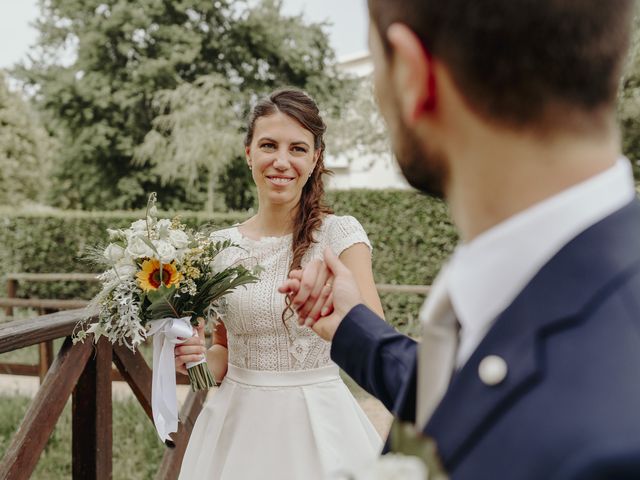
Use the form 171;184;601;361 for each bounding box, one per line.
0;274;193;385
0;273;429;383
0;309;205;480
0;273;431;478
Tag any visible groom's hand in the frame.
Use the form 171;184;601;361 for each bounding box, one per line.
278;247;362;341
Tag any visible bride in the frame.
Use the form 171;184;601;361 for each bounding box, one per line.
176;88;384;479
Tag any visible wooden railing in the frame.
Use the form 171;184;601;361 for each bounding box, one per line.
0;309;206;480
376;283;430;295
0;274;431;478
0;272;430;380
2;272;98;317
0;273;198;385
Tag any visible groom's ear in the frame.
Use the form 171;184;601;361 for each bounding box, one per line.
387;23;435;125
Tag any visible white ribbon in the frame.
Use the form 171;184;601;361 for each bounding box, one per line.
147;316;206;442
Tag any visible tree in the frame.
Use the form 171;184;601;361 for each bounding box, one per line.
325;74;390;163
0;71;56;206
620;12;640;178
218;155;256;211
16;0;346;210
134;74;244;212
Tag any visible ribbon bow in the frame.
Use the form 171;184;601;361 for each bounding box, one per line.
147;317;205;442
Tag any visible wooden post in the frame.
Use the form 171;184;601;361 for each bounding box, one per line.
37;340;54;383
72;338;113;480
5;278;16;316
0;337;94;480
112;343;153;422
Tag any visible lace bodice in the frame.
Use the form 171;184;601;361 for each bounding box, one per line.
211;215;371;372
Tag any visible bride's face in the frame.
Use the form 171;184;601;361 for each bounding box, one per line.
246;111;319;207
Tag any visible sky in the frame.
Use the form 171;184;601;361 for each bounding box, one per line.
0;0;369;70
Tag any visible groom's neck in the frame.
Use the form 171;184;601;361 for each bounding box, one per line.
443;118;621;242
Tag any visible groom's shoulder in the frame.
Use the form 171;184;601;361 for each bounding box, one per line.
591;263;640;342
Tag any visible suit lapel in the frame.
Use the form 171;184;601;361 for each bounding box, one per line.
424;200;640;469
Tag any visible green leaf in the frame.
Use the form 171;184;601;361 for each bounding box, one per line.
146;284;176;303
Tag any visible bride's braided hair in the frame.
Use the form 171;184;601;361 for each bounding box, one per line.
244;88;333;322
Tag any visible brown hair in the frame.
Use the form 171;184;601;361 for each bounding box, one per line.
244;88;333;321
369;0;634;130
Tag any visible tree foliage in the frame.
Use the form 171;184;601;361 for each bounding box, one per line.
325;74;390;162
134;73;244;212
620;12;640;178
0;72;56;206
16;0;346;210
217;154;256;211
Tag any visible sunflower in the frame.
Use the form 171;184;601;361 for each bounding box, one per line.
136;259;182;292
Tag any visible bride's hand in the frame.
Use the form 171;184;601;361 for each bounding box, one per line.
279;248;363;341
174;321;206;375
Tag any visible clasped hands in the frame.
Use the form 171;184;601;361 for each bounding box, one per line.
175;247;363;372
278;247;363;341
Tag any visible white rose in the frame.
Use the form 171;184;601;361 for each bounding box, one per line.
113;263;137;279
124;220;150;242
126;236;154;259
130;219;148;232
156;219;172;240
104;243;125;263
168;229;189;249
154;240;177;263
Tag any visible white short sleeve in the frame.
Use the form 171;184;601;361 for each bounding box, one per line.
325;215;372;257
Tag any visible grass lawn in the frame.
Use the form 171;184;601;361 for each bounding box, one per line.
0;396;164;480
0;311;164;479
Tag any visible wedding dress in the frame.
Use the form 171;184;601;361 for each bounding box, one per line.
178;215;382;479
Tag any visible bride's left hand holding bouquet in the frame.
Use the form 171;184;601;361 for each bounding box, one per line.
73;193;261;443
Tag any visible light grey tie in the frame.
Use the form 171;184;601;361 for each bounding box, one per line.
416;269;459;429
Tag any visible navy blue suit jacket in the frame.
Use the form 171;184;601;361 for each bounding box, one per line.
332;200;640;479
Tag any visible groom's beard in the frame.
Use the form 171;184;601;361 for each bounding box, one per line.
387;93;449;199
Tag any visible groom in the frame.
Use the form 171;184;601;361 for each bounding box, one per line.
279;0;640;478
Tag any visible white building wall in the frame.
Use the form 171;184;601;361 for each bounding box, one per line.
326;52;410;190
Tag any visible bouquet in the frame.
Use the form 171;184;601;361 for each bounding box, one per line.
74;193;261;442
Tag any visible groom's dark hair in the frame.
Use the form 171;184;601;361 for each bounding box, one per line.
369;0;634;129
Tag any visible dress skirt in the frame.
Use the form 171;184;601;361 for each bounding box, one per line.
178;364;382;479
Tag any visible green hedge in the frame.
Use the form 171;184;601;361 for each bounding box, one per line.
0;191;458;332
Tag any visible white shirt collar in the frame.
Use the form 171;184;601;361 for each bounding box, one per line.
445;158;636;366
